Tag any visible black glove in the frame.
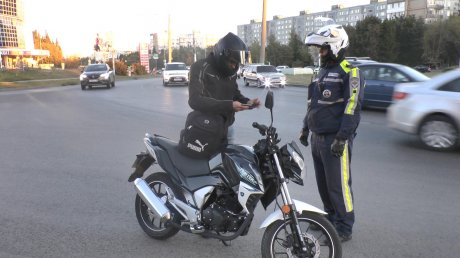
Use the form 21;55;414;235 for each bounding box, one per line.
299;129;309;147
331;138;346;158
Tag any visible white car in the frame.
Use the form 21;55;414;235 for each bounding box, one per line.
162;62;189;86
387;69;460;151
244;65;287;88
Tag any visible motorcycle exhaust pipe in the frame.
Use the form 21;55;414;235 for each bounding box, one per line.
134;178;171;221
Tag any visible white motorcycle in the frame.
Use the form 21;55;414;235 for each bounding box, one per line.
128;91;342;257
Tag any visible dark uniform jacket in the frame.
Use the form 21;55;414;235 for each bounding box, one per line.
303;59;365;140
188;55;249;127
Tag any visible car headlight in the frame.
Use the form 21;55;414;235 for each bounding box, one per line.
100;73;109;79
80;74;87;80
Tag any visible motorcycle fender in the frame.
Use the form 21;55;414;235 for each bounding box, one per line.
259;199;326;229
128;152;155;182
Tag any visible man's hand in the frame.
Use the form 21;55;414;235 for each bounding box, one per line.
331;138;346;158
233;101;250;112
248;98;261;108
299;129;309;147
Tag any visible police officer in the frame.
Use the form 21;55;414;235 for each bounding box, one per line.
188;32;260;144
299;24;365;242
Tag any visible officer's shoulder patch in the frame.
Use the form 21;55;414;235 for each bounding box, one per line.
350;77;359;88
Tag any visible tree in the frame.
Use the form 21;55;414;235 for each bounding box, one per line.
31;30;63;66
353;16;381;60
395;16;425;66
288;32;313;67
377;19;398;62
249;42;261;64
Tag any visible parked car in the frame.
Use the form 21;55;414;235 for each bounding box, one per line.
243;64;287;88
162;62;189;86
346;59;377;66
387;69;460;151
79;63;115;90
357;63;430;109
276;65;289;73
414;65;432;73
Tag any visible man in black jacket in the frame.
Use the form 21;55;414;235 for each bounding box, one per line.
299;25;365;242
188;32;260;143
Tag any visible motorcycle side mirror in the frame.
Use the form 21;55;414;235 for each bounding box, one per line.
265;90;274;110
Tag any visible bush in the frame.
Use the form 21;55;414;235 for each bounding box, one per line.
132;63;147;75
109;61;128;76
64;57;81;69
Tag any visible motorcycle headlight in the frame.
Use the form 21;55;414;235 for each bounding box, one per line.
291;150;304;170
280;141;305;185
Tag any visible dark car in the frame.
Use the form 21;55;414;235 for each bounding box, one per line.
80;63;115;90
414;65;431;73
357;63;430;109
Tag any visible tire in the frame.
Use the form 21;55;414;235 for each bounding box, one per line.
418;115;458;151
163;81;168;87
135;173;184;240
257;79;263;88
261;212;342;258
81;84;86;90
106;82;111;89
111;80;115;87
244;78;249;86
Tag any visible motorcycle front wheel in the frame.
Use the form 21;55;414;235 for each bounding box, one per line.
261;212;342;258
135;172;184;240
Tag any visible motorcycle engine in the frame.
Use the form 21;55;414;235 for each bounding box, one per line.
201;194;245;232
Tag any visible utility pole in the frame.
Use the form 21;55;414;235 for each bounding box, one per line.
259;0;267;64
168;14;172;63
193;31;197;62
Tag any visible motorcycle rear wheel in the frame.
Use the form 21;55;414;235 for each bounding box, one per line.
135;172;184;240
261;212;342;258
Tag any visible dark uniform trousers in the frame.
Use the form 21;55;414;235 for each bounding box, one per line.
311;132;355;235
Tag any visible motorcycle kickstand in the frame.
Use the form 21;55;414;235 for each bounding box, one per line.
220;240;232;246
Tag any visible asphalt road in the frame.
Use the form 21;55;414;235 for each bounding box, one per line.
0;78;459;258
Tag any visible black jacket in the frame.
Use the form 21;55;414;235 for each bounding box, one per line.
188;54;249;126
303;59;365;140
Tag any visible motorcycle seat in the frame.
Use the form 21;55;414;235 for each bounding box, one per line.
154;136;211;177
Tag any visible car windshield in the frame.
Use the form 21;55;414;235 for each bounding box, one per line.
257;66;277;73
165;63;187;70
85;65;107;72
399;66;430;81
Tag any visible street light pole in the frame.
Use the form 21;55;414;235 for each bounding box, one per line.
259;0;267;64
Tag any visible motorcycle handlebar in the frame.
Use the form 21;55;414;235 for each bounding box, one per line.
252;122;268;136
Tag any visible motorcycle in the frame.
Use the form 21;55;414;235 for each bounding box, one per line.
128;91;342;257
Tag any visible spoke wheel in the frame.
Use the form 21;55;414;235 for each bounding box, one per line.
135;173;184;239
261;212;342;258
419;115;458;151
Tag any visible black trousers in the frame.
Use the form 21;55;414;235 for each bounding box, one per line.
311;133;355;235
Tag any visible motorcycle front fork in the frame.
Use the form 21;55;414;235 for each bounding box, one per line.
272;153;309;253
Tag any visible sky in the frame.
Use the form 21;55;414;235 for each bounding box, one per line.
22;0;369;57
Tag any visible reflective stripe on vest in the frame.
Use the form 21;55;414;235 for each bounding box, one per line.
345;67;360;115
340;141;354;212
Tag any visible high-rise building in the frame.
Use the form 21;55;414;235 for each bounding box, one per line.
0;0;48;69
237;0;458;47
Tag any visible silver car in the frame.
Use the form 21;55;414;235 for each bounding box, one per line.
387;69;460;151
243;64;287;88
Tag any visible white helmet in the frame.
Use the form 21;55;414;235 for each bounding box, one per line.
305;24;349;59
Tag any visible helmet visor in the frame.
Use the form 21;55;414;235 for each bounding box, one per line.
224;49;248;65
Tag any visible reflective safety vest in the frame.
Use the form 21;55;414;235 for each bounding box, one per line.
303;59;365;140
